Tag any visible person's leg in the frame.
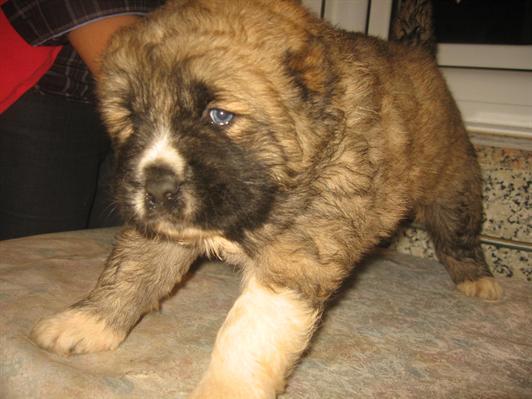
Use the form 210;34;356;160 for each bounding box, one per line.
0;89;111;240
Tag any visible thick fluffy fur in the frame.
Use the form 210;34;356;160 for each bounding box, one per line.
31;0;502;397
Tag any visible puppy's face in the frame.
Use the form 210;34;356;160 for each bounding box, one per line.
98;22;308;240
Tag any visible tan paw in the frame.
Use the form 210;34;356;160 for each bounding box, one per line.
189;379;273;399
30;308;126;355
457;276;503;301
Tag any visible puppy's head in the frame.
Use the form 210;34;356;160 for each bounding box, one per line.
98;0;337;241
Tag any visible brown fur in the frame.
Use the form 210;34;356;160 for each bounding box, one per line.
390;0;436;56
30;1;502;397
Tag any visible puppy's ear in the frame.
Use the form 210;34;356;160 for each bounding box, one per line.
284;38;336;102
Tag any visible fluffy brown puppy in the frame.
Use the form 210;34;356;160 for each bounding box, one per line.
31;1;502;397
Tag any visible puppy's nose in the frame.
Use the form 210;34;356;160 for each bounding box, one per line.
144;166;180;206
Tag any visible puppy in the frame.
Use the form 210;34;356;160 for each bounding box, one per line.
31;1;502;397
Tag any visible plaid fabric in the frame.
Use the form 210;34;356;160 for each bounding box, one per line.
2;0;163;102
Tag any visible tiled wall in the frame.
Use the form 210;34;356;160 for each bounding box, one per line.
390;142;531;281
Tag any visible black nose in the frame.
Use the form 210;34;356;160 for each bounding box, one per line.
144;166;180;206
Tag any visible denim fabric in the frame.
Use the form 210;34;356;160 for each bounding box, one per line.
0;89;121;240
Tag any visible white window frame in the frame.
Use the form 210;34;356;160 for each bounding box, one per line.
302;0;393;37
301;0;532;142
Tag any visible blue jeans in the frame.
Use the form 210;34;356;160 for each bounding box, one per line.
0;89;122;240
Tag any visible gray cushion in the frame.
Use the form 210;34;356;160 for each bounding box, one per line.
0;228;530;398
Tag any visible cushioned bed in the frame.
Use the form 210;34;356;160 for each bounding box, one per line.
0;228;530;398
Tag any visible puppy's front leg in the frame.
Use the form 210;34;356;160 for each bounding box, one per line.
190;274;319;399
31;227;199;355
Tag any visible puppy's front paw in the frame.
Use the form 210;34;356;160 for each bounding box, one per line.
30;308;126;355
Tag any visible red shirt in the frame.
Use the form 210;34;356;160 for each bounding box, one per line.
0;1;61;113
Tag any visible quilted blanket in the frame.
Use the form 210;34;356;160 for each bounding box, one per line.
0;228;530;398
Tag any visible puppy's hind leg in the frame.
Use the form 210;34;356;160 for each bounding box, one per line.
30;228;200;355
417;162;502;300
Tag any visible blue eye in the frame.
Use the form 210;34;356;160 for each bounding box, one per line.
209;108;234;126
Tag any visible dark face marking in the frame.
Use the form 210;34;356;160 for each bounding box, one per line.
112;76;278;241
183;127;278;240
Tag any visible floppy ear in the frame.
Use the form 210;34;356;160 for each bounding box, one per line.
283;37;347;164
284;38;337;103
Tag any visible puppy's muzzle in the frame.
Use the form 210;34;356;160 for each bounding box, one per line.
144;166;181;210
